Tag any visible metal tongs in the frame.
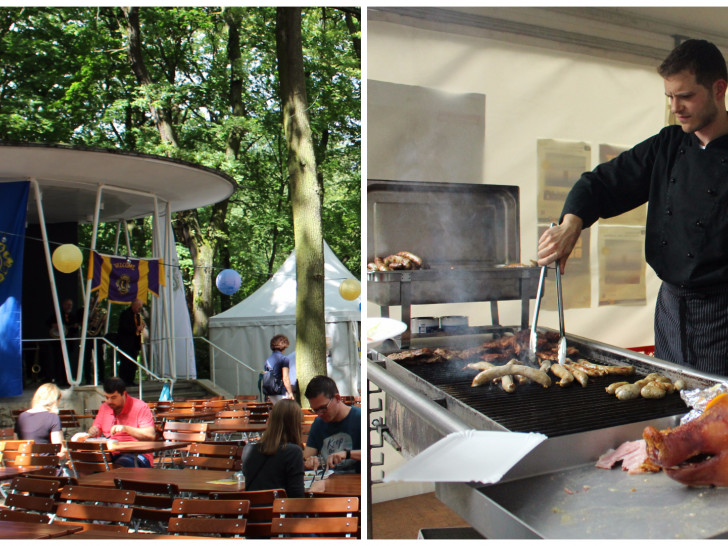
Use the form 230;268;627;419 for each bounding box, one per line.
528;222;566;367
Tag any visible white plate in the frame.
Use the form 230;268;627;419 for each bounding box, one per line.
366;317;407;349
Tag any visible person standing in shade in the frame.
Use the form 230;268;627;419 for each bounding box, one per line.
116;299;144;386
263;334;295;404
303;375;361;473
45;298;80;387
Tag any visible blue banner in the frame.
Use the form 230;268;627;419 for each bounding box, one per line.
0;181;29;397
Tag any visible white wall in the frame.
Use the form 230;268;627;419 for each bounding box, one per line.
366;11;673;502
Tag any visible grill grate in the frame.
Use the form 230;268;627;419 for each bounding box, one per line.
402;357;687;438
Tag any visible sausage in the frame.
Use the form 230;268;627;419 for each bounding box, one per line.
471;359;551;388
563;363;588;387
464;361;496;372
641;380;670;399
551;363;574;387
674;378;686;391
615;383;642;400
396;251;423;267
500;375;516;393
374;257;388;271
367;262;377;271
606;381;628;395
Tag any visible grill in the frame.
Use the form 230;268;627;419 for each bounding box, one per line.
404;355;687;438
367;180;541;345
369;330;728;539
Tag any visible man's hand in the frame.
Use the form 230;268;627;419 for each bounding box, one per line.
110;424;126;435
327;450;348;469
537;214;583;273
304;455;321;471
88;425;101;438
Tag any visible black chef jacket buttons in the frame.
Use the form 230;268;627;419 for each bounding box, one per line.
687;252;694;258
722;158;728;164
666;208;672;215
708;189;716;195
696;220;703;227
670;177;676;184
679;148;685;154
661;240;668;246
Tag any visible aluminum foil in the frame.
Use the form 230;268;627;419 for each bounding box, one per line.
679;382;728;424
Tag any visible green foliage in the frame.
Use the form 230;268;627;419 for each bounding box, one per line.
0;6;360;322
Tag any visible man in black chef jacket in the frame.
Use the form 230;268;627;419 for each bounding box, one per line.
537;38;728;376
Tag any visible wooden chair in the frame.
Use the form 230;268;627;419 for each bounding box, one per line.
20;470;78;486
58;409;80;429
0;476;62;523
182;443;243;471
234;394;258;401
210;489;286;539
162;421;208;442
65;441;115;476
55;484;135;532
114;478;180;533
271;497;359;538
0;440;34;467
4;442;62;470
0;427;15;440
216;410;252;419
167;498;249;537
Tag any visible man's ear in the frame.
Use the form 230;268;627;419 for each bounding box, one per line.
714;79;728;101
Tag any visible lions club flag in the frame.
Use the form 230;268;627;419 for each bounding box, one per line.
88;251;165;303
0;181;29;397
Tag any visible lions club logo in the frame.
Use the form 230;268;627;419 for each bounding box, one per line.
0;241;14;283
115;274;131;295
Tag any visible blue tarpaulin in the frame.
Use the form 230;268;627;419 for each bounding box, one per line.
0;181;29;397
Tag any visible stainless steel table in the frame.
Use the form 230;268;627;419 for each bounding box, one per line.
438;462;728;539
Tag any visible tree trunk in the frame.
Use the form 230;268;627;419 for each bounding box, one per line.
121;7;179;147
276;7;326;405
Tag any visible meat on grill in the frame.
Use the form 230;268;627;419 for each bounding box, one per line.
386;329;568;366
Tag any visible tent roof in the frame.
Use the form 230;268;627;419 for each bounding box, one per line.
209;241;360;327
0;142;237;223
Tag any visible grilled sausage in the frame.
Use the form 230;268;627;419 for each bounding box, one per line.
615;383;642;400
500;375;516;393
551;363;574;387
563;363;589;388
471;359;551;388
374;257;388;271
606;381;629;395
396;251;423;267
641;380;672;399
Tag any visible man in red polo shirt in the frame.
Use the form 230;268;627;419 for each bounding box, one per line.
86;377;156;467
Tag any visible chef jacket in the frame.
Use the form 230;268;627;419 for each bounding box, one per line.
562;122;728;289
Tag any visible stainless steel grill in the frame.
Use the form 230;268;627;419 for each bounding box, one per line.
368;329;728;539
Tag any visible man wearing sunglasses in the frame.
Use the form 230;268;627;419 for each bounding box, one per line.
303;375;360;473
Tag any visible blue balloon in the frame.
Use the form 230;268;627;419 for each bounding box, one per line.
216;268;241;295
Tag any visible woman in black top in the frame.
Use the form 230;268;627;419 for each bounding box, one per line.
242;399;305;498
15;383;66;458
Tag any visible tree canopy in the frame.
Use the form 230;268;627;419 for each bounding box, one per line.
0;7;361;344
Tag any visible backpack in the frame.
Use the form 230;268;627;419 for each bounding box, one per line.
262;358;284;395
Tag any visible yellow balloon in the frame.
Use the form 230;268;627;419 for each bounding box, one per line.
339;278;361;300
52;244;83;273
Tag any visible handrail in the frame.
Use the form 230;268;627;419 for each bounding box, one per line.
22;335;168;400
196;336;259;397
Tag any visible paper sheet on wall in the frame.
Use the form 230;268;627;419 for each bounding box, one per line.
383;430;546;484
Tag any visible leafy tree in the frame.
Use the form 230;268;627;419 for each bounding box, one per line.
0;7;360;372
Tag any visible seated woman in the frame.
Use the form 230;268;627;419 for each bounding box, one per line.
243;399;305;498
15;382;66;457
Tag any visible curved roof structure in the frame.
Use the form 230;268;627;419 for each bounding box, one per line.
0;142;237;223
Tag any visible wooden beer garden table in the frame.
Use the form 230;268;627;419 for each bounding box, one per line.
308;473;362;497
77;467;245;494
108;440;191;455
155;410;217;422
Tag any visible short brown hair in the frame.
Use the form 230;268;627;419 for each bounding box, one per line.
270;334;290;352
658;39;728;89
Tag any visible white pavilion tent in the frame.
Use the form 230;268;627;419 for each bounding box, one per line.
208;241;361;397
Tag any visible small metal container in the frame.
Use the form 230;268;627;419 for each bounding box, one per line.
440;315;468;332
411;316;440;334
